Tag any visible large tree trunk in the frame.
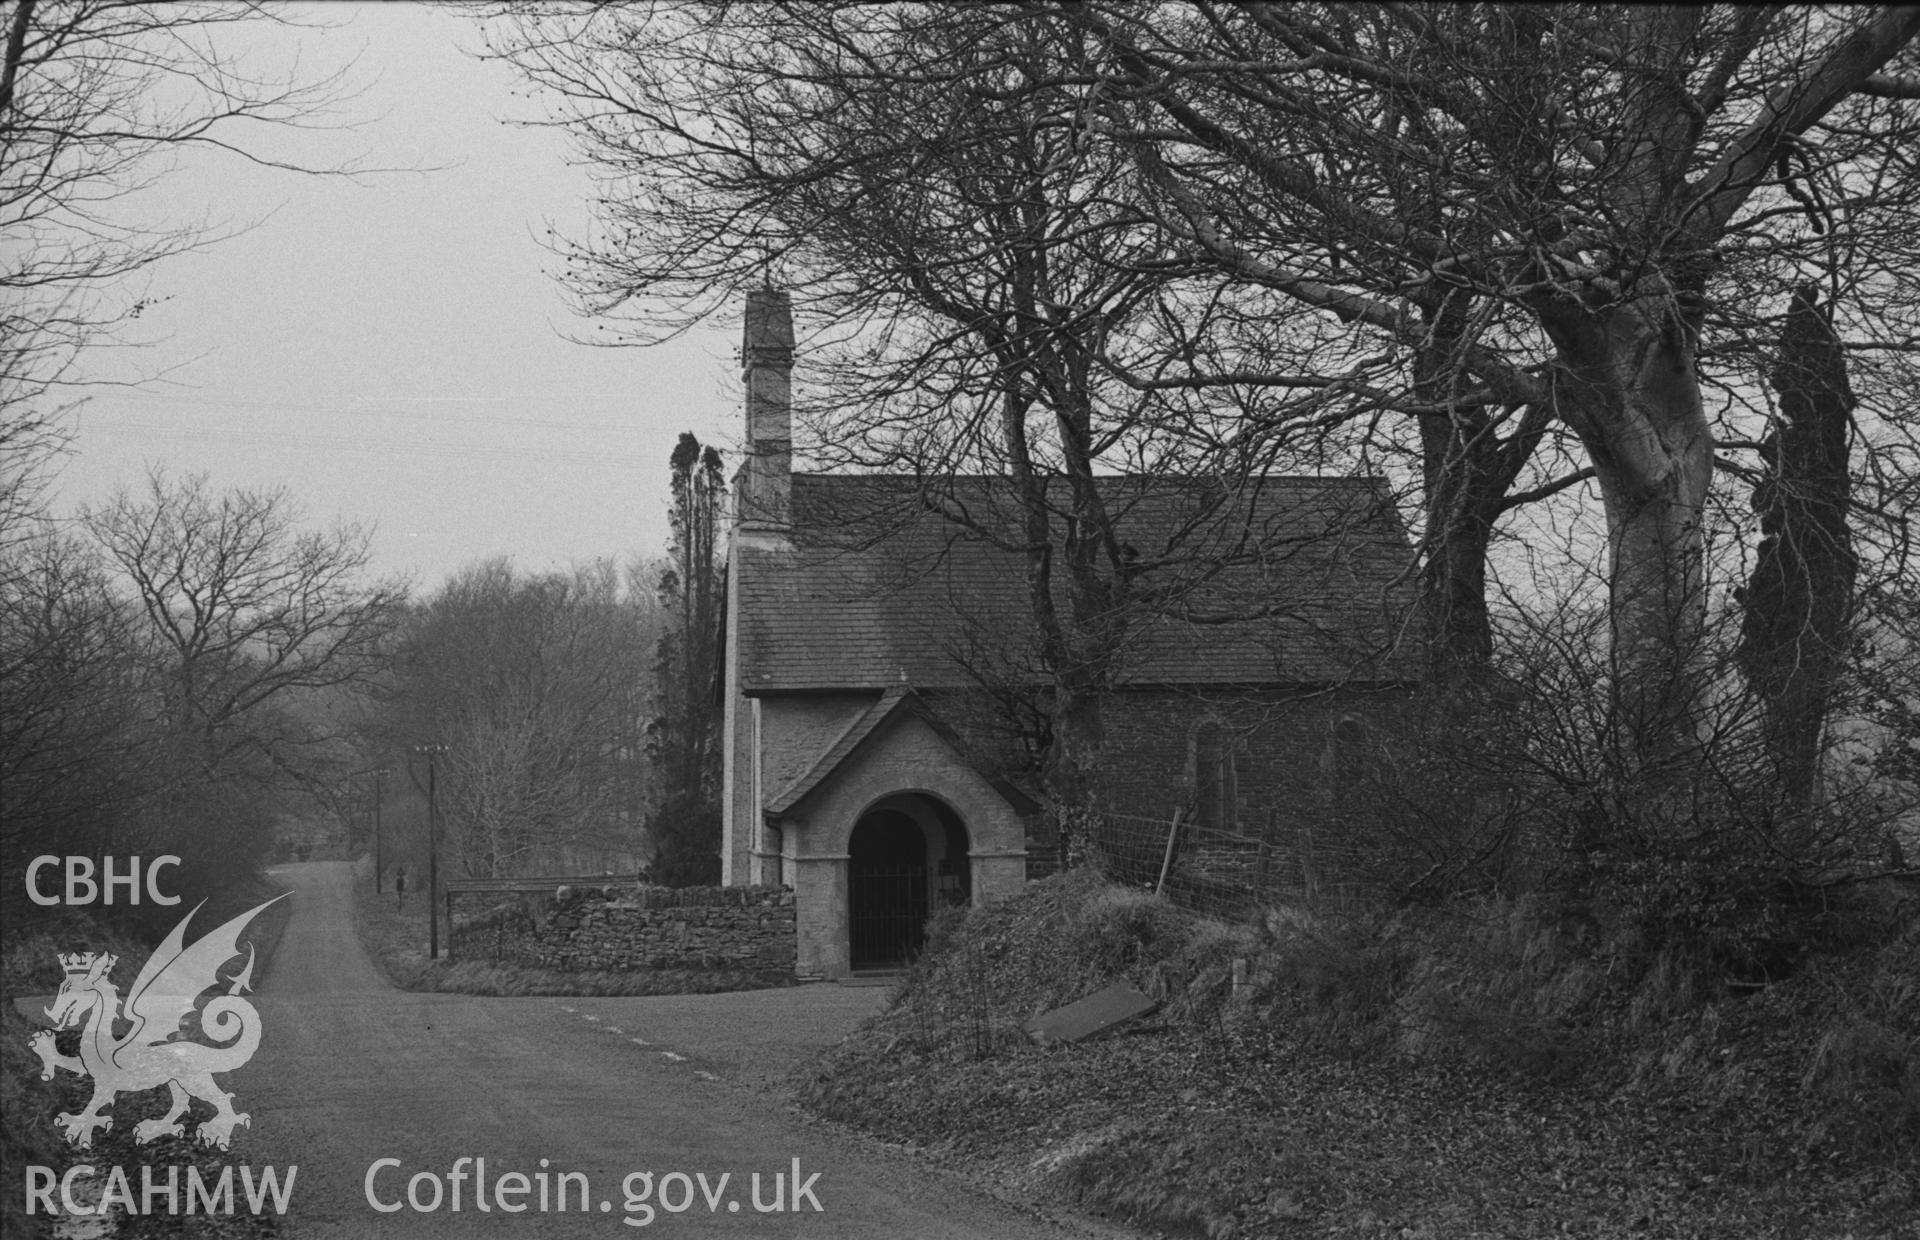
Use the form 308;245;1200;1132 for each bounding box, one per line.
1418;407;1505;681
1414;298;1543;689
1600;444;1712;773
1544;300;1715;783
1044;678;1105;864
1002;388;1120;866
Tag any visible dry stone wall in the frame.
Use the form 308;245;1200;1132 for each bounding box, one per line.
450;883;796;977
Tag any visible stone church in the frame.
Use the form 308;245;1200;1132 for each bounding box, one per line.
720;290;1421;979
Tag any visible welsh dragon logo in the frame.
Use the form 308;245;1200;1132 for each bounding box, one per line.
28;896;286;1151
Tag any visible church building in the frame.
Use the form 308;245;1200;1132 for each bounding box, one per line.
719;290;1421;979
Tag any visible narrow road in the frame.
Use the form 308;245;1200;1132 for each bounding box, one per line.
245;863;1100;1238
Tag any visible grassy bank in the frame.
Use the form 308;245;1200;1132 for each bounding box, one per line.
1;874;295;1239
348;861;794;997
801;869;1918;1239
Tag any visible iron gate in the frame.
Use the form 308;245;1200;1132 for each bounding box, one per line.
849;862;928;967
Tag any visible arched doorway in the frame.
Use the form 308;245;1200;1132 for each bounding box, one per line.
847;794;974;969
848;809;927;968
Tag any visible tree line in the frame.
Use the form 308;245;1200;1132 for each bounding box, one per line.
1;451;728;930
360;451;723;888
1;469;404;927
3;3;730;925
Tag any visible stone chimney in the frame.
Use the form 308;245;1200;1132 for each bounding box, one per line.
737;288;793;530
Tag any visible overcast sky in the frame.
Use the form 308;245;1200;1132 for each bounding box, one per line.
49;3;738;591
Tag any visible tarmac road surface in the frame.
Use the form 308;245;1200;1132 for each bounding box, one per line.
244;862;1105;1238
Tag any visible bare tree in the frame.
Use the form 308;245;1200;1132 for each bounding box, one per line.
493;4;1920;847
488;3;1590;707
0;528;151;882
1;2;357;497
1;6;401;923
381;558;649;878
489;4;1335;833
2;470;398;913
80;469;404;781
1042;4;1920;788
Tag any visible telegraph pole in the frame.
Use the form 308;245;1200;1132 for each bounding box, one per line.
411;745;448;959
371;767;391;893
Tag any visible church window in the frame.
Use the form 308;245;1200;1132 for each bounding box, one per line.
1194;721;1237;831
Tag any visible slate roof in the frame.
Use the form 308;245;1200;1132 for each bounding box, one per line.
733;473;1421;694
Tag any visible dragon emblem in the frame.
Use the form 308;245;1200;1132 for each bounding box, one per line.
28;896;286;1150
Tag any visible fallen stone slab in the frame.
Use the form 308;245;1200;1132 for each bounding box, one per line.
1024;979;1157;1046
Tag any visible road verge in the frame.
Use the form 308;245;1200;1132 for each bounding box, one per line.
800;869;1918;1239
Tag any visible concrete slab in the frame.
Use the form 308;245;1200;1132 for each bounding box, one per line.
1024;979;1157;1046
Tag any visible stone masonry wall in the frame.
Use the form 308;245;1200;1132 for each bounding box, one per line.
450;883;796;975
1094;685;1417;830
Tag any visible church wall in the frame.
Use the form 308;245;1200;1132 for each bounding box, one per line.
721;547;751;885
1095;685;1418;840
910;683;1416;851
788;853;847;981
759;694;880;801
722;287;796;886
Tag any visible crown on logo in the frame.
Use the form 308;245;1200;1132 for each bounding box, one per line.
59;952;98;975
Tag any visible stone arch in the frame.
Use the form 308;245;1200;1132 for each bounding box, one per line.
781;708;1031;979
845;791;974;967
816;756;1016;859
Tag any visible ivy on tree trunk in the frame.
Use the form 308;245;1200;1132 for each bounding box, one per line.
1738;285;1857;814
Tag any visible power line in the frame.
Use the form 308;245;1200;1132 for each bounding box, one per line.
78;421;656;469
92;388;677;438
